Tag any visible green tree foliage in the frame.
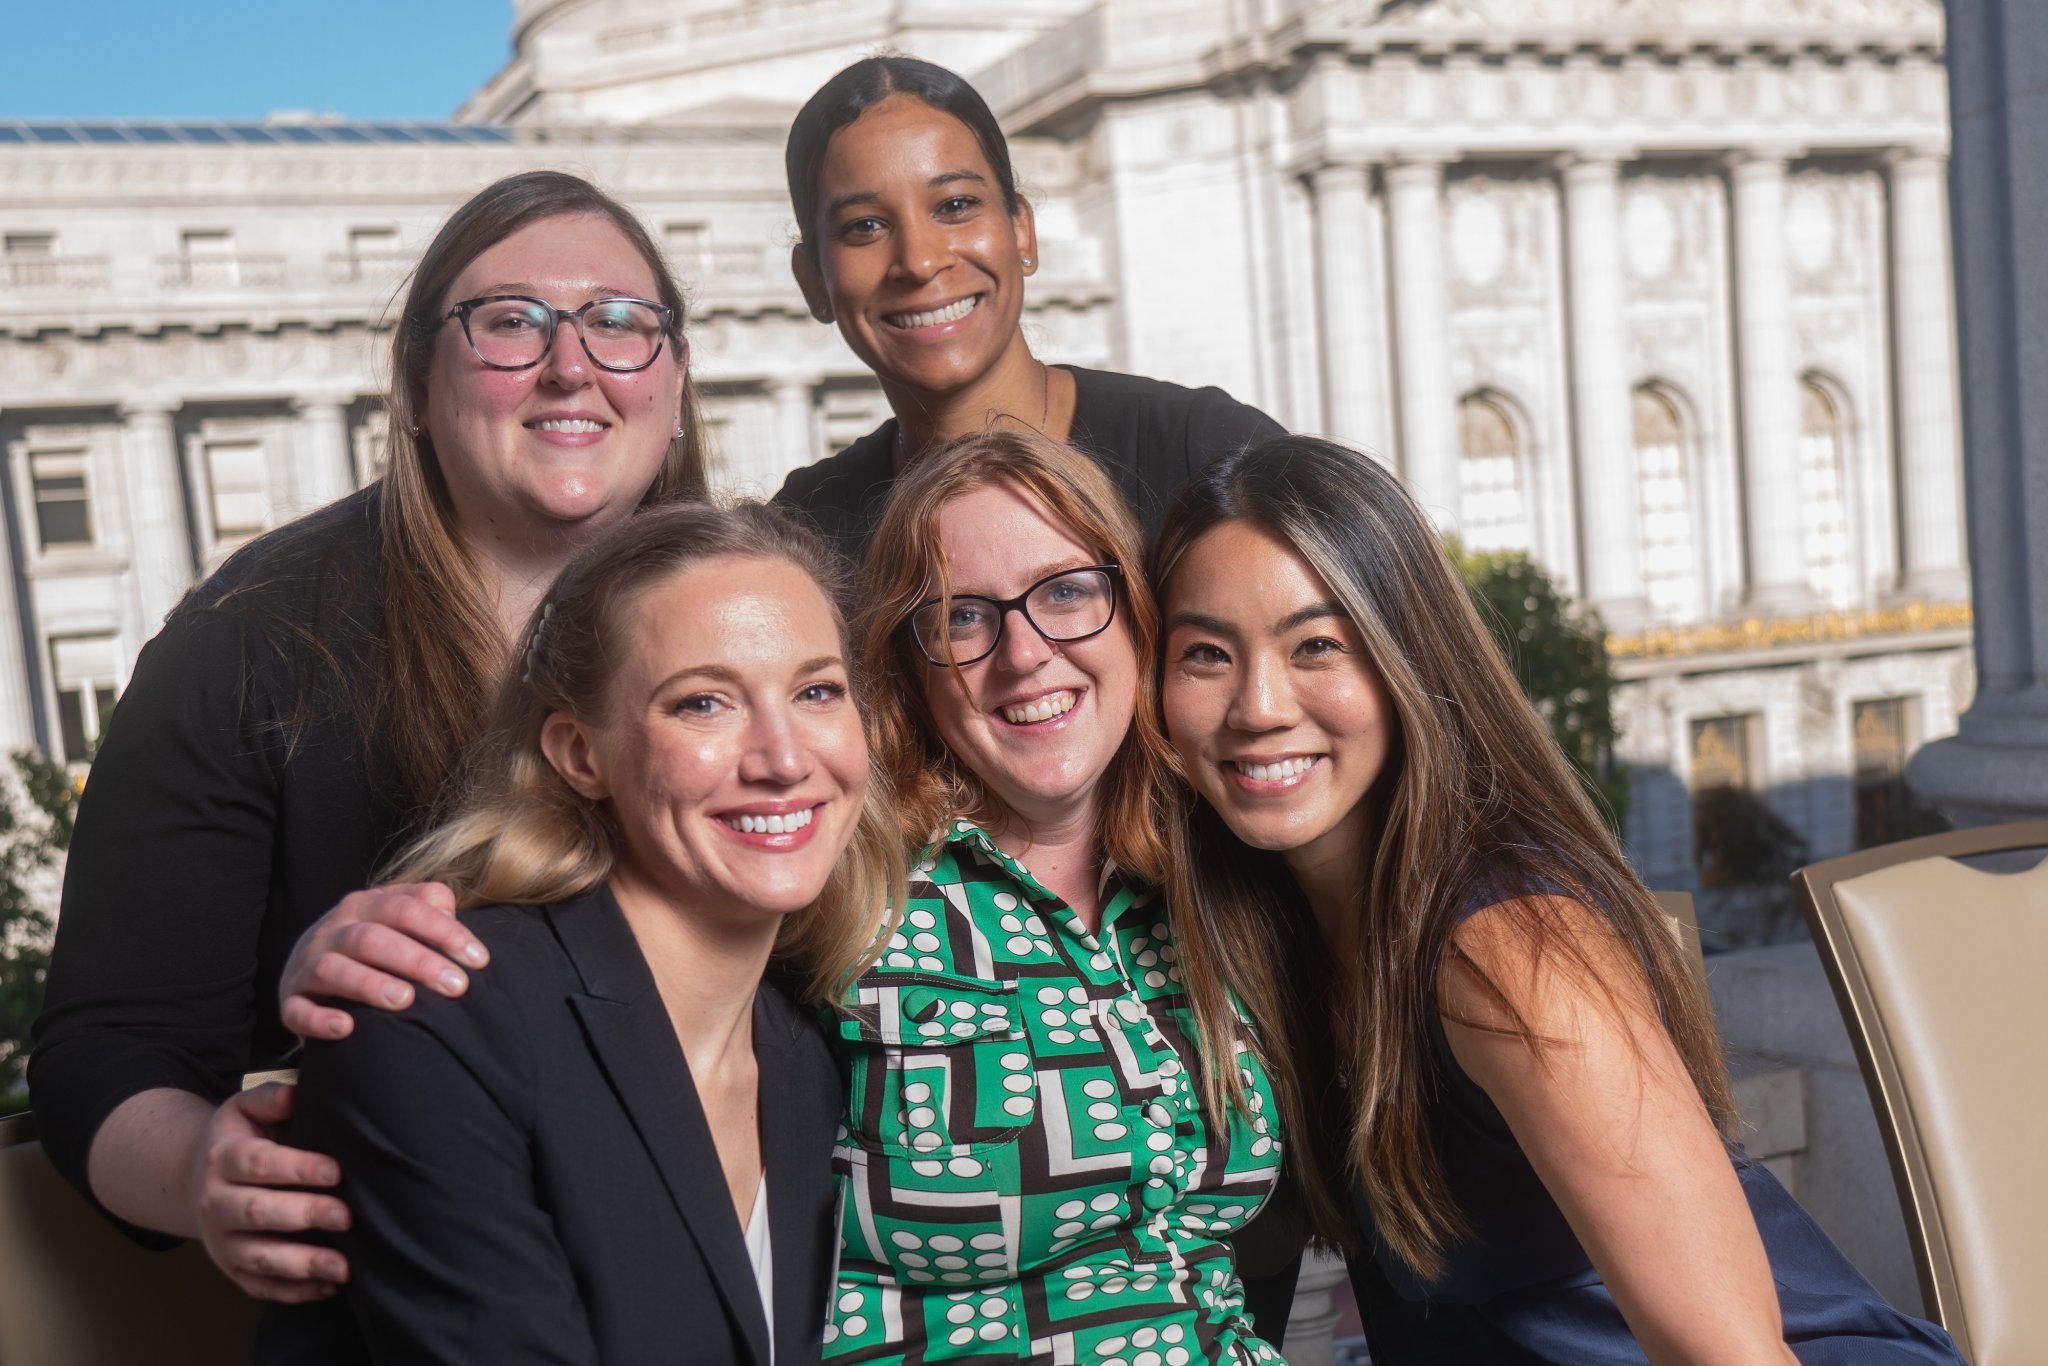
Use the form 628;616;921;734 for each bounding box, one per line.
1450;542;1628;831
0;751;80;1104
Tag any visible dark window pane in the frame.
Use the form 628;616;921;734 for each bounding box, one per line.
57;687;88;763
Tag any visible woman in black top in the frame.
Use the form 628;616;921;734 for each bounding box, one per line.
257;502;899;1366
774;56;1281;563
30;169;709;1300
1149;438;1960;1362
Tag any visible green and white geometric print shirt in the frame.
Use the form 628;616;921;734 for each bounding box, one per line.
823;818;1290;1364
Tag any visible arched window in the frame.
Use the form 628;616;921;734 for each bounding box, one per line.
1632;385;1700;623
1457;393;1531;554
1799;379;1854;610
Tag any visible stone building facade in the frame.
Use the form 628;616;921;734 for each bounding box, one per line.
0;0;1970;932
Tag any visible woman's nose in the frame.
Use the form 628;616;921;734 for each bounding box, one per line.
740;708;812;784
990;605;1054;672
892;218;953;282
1227;656;1299;732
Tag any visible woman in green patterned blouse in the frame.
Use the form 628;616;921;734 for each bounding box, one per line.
827;428;1291;1363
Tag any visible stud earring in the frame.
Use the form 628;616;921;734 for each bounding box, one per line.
1021;256;1034;268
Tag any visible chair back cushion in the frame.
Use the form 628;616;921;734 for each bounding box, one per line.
1832;855;2048;1366
0;1123;260;1365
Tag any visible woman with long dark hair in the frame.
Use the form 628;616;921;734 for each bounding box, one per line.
31;170;709;1299
1151;436;1962;1363
775;55;1281;562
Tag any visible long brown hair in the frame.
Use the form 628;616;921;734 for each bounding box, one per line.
1151;436;1737;1279
384;501;901;1005
856;428;1178;885
378;170;709;811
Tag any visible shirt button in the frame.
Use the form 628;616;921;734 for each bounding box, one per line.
1145;1102;1173;1128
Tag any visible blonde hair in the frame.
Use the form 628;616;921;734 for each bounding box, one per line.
386;501;902;1005
1152;436;1737;1279
855;428;1178;883
376;170;710;813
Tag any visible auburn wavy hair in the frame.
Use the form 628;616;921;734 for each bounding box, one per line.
855;428;1178;885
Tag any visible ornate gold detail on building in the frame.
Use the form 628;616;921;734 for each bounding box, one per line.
1607;601;1972;660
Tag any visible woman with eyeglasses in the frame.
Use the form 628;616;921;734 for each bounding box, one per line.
820;428;1289;1362
31;170;709;1302
774;55;1283;564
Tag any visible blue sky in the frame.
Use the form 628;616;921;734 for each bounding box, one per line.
4;0;514;122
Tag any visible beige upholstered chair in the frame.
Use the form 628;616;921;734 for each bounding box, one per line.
1794;820;2048;1366
0;1111;262;1365
1650;889;1706;989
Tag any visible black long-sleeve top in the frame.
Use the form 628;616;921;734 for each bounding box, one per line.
30;487;416;1230
773;365;1285;565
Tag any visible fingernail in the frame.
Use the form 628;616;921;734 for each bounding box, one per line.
437;969;467;996
461;943;487;967
382;983;411;1007
317;1163;341;1185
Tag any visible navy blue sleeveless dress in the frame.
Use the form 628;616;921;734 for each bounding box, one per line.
1341;871;1962;1364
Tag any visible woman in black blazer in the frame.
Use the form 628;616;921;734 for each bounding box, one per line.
259;502;901;1366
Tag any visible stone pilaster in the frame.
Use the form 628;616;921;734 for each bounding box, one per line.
1885;148;1968;602
121;399;194;631
1726;150;1813;614
1559;152;1649;630
1309;161;1381;452
1909;0;2048;824
1384;155;1459;527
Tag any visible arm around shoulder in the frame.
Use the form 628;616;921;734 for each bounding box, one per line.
1440;898;1796;1366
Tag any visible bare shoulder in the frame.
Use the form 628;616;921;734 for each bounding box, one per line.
1440;894;1656;1038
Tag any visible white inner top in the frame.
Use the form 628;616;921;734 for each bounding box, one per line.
744;1173;774;1365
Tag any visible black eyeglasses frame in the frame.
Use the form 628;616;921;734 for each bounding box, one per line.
906;564;1124;669
442;294;676;373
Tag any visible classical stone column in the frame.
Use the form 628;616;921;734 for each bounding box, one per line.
1885;147;1968;602
295;394;357;514
0;419;41;751
771;378;817;491
1310;161;1381;451
1909;0;2048;824
1279;1249;1351;1366
1559;153;1648;630
1725;151;1812;614
1384;155;1460;527
121;399;194;630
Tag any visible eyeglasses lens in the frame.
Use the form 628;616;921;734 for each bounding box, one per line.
466;298;665;370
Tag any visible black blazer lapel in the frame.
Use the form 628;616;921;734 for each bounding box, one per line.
755;986;836;1351
546;891;773;1366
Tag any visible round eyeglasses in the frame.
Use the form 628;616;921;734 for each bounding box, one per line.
444;295;674;373
907;565;1122;668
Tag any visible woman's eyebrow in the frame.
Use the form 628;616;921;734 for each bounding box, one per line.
1274;601;1348;633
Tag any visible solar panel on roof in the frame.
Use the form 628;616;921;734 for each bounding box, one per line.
0;120;523;148
131;126;180;144
323;126;372;143
0;127;25;143
82;126;129;144
274;126;325;144
182;126;229;143
27;126;74;143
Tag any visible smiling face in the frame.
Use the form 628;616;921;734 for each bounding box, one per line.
795;93;1037;407
1161;519;1396;879
424;211;686;546
544;554;868;926
918;481;1138;836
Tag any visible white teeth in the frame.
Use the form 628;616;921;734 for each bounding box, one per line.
723;808;816;835
530;418;605;433
892;296;979;329
1237;757;1317;782
1001;690;1077;725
